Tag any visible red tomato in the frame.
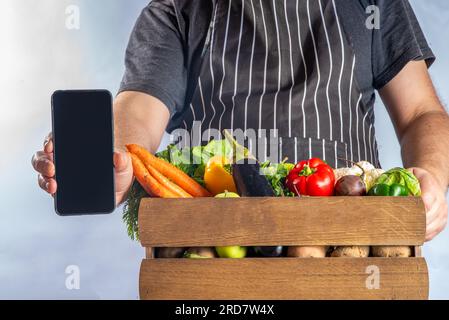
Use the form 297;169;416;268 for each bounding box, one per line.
285;158;335;196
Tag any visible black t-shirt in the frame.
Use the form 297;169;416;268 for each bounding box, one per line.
119;0;434;133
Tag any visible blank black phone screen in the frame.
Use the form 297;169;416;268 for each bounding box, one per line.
52;90;115;215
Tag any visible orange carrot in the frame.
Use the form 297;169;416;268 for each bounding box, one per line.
145;163;193;198
129;153;178;198
126;144;211;197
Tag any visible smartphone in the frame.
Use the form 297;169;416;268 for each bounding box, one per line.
51;90;115;215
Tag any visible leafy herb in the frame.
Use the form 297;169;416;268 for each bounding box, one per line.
260;161;295;197
122;180;146;241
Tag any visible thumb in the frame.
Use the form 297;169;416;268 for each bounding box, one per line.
113;150;131;172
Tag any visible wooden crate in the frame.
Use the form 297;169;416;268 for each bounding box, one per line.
138;197;428;300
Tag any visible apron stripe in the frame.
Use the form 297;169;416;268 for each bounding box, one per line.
218;0;233;135
334;140;338;168
319;0;334;141
368;124;373;164
272;0;282;132
362;110;369;161
294;136;298;163
332;0;345;143
348;56;356;161
190;103;196;123
279;137;283;163
322;138;326;161
244;0;257;133
230;0;245;132
296;0;308;139
258;0;269;137
307;0;321;140
198;78;206;124
355;93;362;161
308;137;312;159
284;0;294;137
207;5;219;141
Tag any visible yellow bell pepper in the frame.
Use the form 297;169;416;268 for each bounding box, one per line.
204;156;237;196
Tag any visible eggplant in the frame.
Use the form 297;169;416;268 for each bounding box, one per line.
254;246;283;257
232;160;275;197
223;130;274;197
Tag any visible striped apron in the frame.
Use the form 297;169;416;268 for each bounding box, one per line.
179;0;379;168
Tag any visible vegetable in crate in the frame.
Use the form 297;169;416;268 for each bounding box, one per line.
369;167;419;258
215;246;247;258
331;246;370;258
285;158;335;196
122;139;233;240
371;246;412;258
223;130;275;197
368;167;421;196
127;144;211;197
334;160;379;196
254;246;283;257
333;161;373;257
215;191;240;198
260;161;295;197
285;158;334;258
155;247;186;259
287;246;328;258
184;247;216;259
333;161;384;191
204;156;237;196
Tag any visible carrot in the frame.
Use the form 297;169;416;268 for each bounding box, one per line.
126;144;211;197
145;163;193;198
129;153;178;198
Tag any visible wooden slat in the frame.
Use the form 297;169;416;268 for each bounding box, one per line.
138;197;425;247
139;258;428;300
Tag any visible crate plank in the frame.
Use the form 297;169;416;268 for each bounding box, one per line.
139;258;428;300
138;197;425;247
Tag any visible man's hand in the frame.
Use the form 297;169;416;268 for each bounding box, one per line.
31;132;134;206
409;167;448;241
380;60;449;240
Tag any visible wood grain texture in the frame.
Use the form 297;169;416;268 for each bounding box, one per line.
138;197;425;247
139;258;429;300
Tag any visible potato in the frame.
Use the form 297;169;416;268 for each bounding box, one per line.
155;247;186;258
287;246;328;258
371;246;412;257
331;246;370;257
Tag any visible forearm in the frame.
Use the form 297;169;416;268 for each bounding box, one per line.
114;91;170;154
400;110;449;190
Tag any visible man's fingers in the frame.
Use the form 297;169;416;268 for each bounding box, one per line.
425;202;439;226
113;150;130;172
44;132;53;153
425;206;447;241
32;151;55;177
38;174;57;194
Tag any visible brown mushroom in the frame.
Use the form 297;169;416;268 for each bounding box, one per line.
331;246;370;257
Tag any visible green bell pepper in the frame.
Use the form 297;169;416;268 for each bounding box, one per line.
368;183;409;196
